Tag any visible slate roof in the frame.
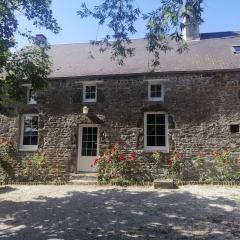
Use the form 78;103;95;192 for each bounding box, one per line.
48;31;240;78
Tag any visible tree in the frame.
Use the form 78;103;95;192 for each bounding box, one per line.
78;0;204;65
0;0;60;115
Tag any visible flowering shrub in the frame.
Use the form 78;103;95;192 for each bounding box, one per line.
0;138;16;182
92;144;153;185
15;153;50;182
211;148;235;181
167;152;185;179
0;138;67;184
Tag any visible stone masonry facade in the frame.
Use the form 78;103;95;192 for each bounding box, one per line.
1;70;240;174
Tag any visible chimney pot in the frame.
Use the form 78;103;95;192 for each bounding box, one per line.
182;15;200;41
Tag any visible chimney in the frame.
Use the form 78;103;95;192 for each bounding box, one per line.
34;34;47;47
182;14;200;41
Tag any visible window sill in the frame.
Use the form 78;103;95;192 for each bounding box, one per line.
83;99;97;103
19;147;38;152
144;147;169;153
148;98;164;102
27;102;37;105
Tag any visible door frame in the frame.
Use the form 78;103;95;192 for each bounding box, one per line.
77;124;100;172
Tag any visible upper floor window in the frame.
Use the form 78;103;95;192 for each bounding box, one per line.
27;87;37;104
232;45;240;54
144;112;168;152
20;115;39;151
83;83;97;102
148;82;164;101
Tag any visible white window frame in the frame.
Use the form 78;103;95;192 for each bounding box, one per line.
144;112;169;152
21;84;37;104
27;87;37;105
20;114;39;151
148;82;164;102
83;83;97;103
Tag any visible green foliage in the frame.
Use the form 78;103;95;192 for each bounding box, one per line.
78;0;204;66
167;152;185;179
0;138;16;182
0;0;60;115
166;148;240;182
94;144;153;185
0;138;67;184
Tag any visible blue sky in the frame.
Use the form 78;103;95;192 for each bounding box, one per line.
16;0;240;47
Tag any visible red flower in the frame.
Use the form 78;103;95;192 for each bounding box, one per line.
108;155;113;164
118;154;125;161
90;157;99;167
168;159;173;166
129;152;137;161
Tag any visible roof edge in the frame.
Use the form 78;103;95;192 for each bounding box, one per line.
48;68;240;80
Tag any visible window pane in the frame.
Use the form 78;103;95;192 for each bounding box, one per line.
92;149;97;156
83;128;88;134
156;136;166;146
23;136;31;145
147;125;156;135
85;92;91;99
31;136;38;145
92;134;97;141
156;125;165;135
147;114;155;124
86;86;91;93
87;149;92;156
32;117;38;125
147;136;156;146
90;92;96;99
156;114;165;124
24;127;32;136
88;128;93;134
92;128;97;134
90;86;96;92
87;142;92;149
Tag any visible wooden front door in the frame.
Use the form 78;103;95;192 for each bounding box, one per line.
78;125;99;172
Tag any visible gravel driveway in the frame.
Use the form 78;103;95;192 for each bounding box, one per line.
0;185;239;240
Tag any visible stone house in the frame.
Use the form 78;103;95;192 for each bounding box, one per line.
1;25;240;174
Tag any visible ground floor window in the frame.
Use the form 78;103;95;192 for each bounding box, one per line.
20;114;39;151
144;112;169;152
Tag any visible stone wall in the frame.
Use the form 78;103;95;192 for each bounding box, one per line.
1;71;240;174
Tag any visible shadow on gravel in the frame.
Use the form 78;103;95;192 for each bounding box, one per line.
0;186;16;194
0;188;239;240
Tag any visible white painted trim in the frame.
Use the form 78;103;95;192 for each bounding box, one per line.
144;112;169;153
148;82;164;102
77;124;100;171
83;83;97;103
19;114;39;152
